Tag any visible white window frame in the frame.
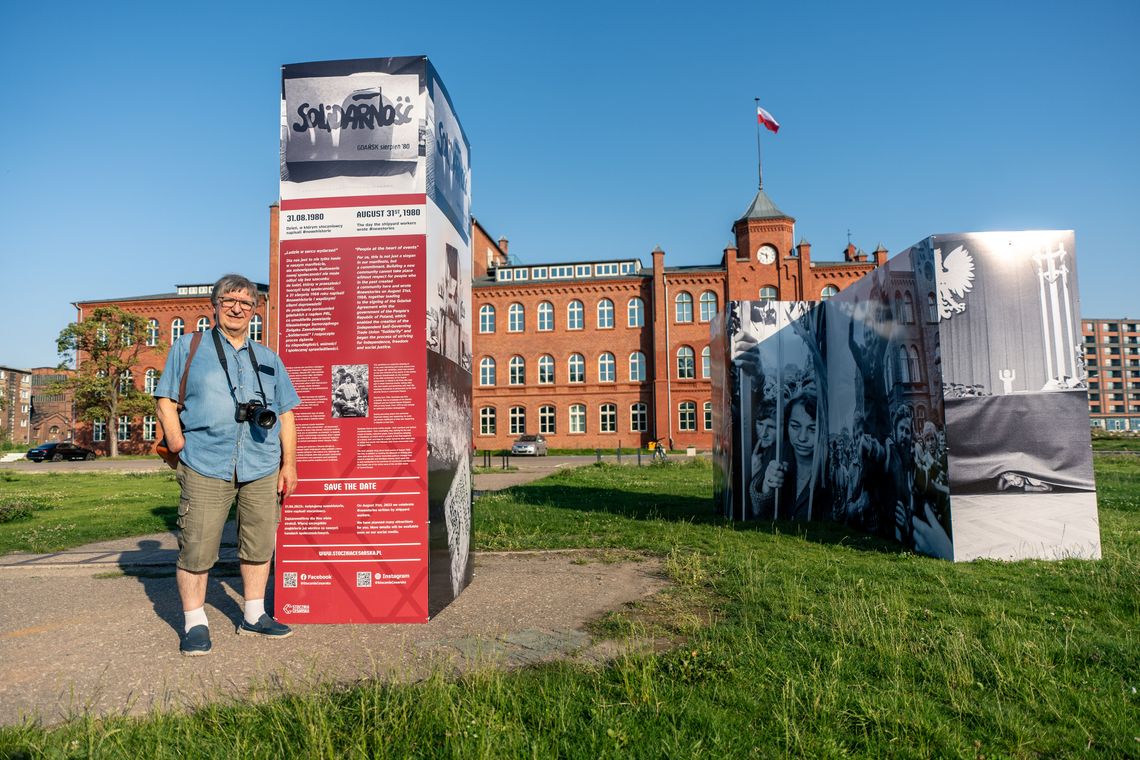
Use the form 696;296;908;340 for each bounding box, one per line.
479;304;496;333
567;300;584;330
569;404;586;434
597;298;614;329
537;301;554;332
598;353;615;383
630;402;647;432
628;297;645;328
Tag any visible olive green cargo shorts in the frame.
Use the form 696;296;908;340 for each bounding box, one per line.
175;463;280;572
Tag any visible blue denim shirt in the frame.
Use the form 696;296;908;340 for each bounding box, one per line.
154;329;300;482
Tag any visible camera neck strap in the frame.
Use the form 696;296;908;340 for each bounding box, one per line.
210;327;268;404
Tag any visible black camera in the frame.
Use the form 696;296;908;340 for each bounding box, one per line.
235;400;277;428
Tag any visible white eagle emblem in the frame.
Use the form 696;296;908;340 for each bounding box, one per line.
934;245;975;320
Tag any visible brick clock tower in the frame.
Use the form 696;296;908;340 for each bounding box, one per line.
724;188;797;302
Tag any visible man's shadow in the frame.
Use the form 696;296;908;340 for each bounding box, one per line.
118;523;275;636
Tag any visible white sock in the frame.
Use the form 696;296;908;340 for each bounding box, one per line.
184;606;208;633
244;598;266;625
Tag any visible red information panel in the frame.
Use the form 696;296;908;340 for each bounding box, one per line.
276;199;431;622
275;57;472;623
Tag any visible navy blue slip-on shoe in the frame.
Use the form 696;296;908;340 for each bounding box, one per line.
180;624;212;656
237;613;293;638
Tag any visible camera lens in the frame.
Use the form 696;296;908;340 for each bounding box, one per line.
253;408;277;429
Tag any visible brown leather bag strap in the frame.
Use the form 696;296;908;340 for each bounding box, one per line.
177;330;205;411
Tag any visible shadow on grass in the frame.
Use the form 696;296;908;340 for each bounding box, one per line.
150;503;180;532
503;476;905;555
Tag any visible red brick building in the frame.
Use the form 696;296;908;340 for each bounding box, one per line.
468;187;886;451
70;284;269;454
29;367;75;444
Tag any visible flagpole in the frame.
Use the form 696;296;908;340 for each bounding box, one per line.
754;97;763;190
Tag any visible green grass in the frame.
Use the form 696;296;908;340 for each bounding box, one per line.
0;471;180;553
2;460;1139;757
1092;437;1140;452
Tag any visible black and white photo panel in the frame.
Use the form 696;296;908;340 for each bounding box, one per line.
931;231;1099;560
712;231;1098;562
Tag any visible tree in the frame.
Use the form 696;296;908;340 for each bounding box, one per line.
56;306;164;457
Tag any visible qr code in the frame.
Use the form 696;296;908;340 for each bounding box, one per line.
282;572;298;588
356;571;372;588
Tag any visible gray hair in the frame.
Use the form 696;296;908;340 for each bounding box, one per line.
211;274;259;305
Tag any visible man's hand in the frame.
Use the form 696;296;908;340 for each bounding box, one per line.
278;410;298;500
277;463;297;500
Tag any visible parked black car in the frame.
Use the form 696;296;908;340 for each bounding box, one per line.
26;442;97;462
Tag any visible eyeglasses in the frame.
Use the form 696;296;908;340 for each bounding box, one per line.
219;297;256;312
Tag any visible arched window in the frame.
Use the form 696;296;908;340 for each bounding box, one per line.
146;319;159;347
509;356;526;385
567;300;584;330
903;292;915;324
248;314;263;343
629;351;646;381
927;292;938;323
701;346;711;379
894;292;906;326
538;355;555;384
908;345;922;383
537;301;554;332
598;352;615;382
479;357;496;386
675;292;693;323
144;369;158;395
509;406;526;435
569;404;586;433
703;401;713;430
896;345;911;384
678;401;697;431
93;418;106;442
630;402;647;432
480;407;496;435
699;291;718;322
568;353;585;383
171;318;184;341
597;298;614;328
760;286;778;301
196;317;210;332
479;304;496;333
628;297;645;327
143;415;157;441
118;415;130;440
508;303;525;333
599;403;617;433
119;370;133;395
539;405;556;434
677;346;695;379
821;284;839;301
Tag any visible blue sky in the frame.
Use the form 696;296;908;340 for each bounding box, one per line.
2;0;1137;368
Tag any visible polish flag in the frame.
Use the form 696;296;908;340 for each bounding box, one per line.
757;106;780;134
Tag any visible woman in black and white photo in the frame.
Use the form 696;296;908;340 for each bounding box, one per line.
751;392;830;521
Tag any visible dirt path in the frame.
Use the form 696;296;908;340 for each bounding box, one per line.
0;550;666;726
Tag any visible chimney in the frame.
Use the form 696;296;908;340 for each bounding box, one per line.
796;237;812;266
873;243;888;266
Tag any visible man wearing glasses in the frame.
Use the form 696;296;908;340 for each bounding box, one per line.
154;274;300;655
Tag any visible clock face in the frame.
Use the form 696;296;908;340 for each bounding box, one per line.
757;245;777;265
